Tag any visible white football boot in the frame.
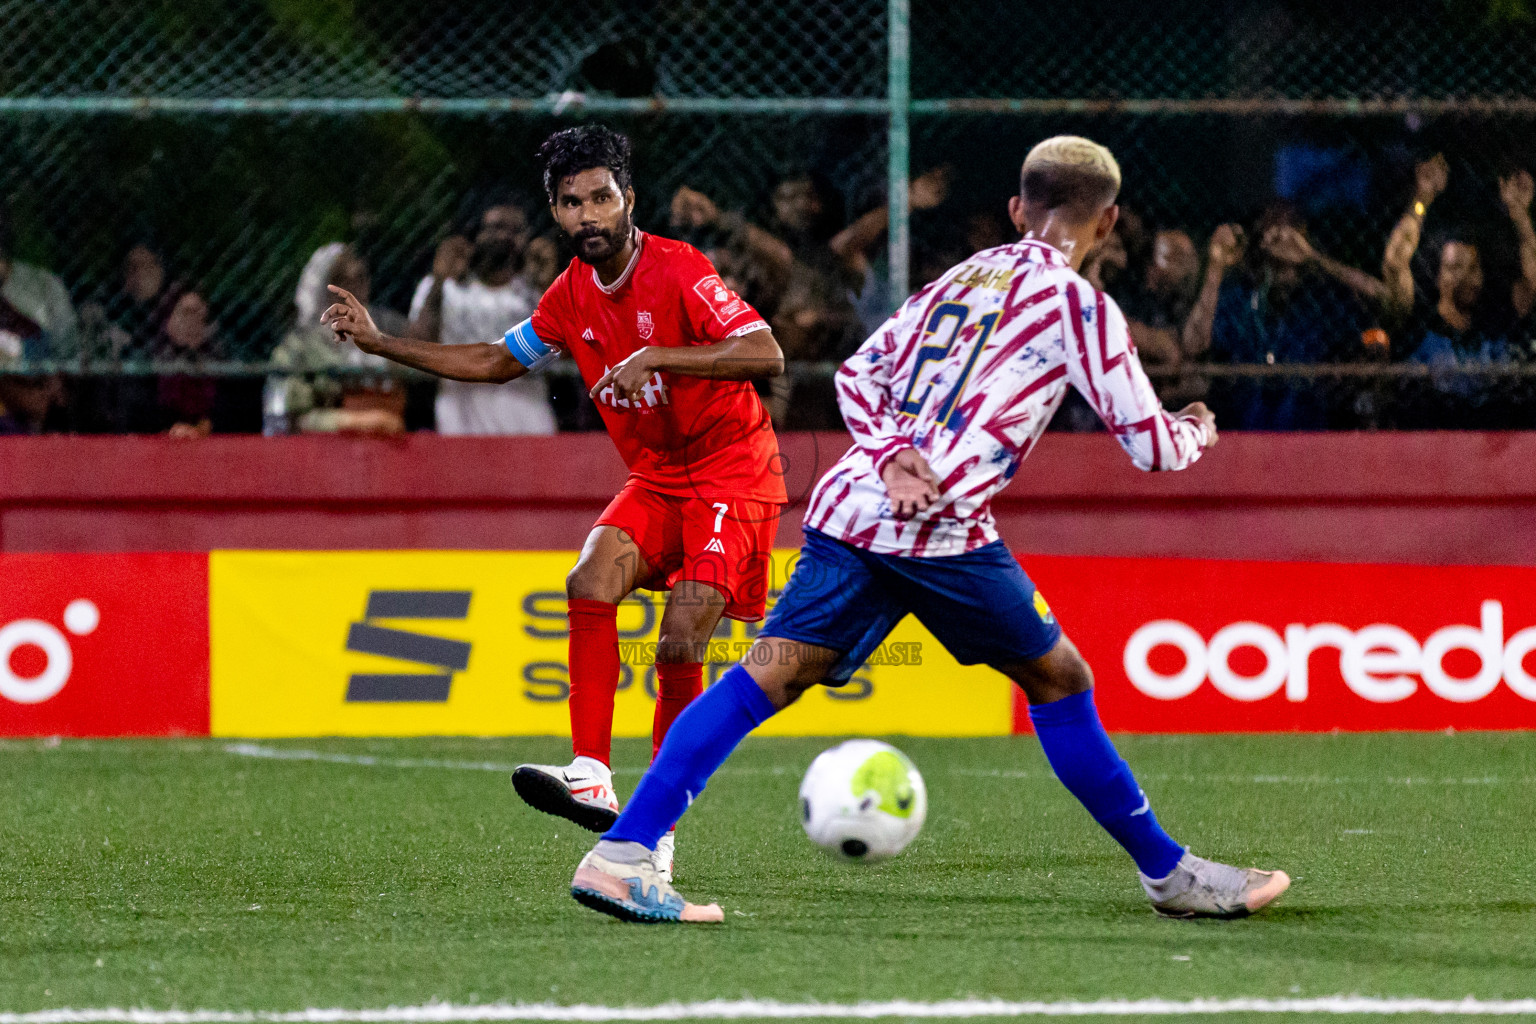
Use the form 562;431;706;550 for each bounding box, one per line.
651;829;676;884
571;842;722;924
1142;852;1291;919
511;756;620;833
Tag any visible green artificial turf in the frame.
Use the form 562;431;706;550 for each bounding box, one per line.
0;733;1533;1014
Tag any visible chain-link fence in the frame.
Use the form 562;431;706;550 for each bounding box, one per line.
2;0;1535;432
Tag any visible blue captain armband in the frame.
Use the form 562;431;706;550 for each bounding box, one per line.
502;318;559;371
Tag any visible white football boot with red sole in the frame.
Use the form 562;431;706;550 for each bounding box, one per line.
512;759;620;833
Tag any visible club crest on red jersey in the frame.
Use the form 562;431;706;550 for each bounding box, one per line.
636;310;654;339
692;274;749;326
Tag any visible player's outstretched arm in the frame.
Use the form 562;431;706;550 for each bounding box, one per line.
589;328;783;404
321;285;528;384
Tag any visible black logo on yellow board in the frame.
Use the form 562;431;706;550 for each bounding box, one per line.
344;590;472;702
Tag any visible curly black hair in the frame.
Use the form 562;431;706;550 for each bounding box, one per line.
536;125;633;203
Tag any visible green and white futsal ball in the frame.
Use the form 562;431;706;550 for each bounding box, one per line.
799;739;927;861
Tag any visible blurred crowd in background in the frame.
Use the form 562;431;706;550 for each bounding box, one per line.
8;0;1536;437
2;150;1534;437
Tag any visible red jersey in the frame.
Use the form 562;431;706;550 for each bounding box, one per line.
531;230;786;504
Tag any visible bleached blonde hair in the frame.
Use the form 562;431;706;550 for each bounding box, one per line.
1020;136;1122;221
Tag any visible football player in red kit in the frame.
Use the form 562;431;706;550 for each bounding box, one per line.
321;126;787;882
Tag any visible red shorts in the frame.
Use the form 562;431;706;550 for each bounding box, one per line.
596;481;783;621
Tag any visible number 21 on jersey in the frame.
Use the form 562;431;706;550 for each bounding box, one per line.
897;301;1000;428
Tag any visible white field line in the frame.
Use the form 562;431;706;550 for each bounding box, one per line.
220;744;790;776
221;743;1536;787
4;998;1536;1022
222;743;521;774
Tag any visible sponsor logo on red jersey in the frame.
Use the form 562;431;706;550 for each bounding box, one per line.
692;275;749;326
596;366;671;410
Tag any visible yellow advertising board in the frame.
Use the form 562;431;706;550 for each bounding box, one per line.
209;550;1012;737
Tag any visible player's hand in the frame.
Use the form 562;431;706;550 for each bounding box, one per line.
432;235;472;282
1177;401;1218;449
590;347;660;406
881;447;943;519
1415;153;1449;205
320;285;384;354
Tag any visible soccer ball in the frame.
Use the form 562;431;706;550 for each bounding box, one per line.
798;739;927;862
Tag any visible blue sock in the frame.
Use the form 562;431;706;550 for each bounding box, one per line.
1028;689;1184;878
603;663;777;849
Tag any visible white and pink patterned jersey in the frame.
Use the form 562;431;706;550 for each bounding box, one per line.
804;238;1210;557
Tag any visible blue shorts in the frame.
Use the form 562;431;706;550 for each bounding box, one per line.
759;528;1063;683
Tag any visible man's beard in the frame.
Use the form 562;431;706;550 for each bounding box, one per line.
569;213;632;266
471;238;518;277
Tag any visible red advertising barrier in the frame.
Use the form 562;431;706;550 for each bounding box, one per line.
4;550;1536;736
1021;557;1536;733
0;554;209;737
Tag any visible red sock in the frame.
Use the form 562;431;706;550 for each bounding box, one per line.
652;662;705;762
567;598;620;766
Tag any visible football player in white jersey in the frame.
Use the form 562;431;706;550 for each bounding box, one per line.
564;136;1291;925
